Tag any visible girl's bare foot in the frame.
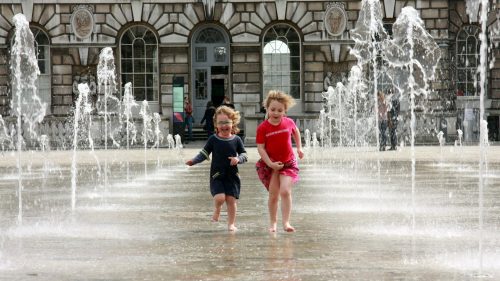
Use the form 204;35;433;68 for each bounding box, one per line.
228;224;237;232
211;217;219;223
283;223;295;232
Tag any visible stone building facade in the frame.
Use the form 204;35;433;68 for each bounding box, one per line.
0;0;498;147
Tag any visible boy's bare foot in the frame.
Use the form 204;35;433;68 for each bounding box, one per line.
269;223;277;233
283;223;295;232
228;224;237;232
211;212;220;222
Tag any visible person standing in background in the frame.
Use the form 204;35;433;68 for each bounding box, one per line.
222;96;235;109
378;91;388;151
201;101;216;138
184;96;194;143
387;91;400;151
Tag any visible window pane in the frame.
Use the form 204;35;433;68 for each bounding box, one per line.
37;60;45;73
146;59;154;72
196;47;206;62
146;74;153;87
134;59;145;72
133;40;145;58
290;71;300;85
290;86;299;99
288;43;300;55
291;57;300;69
214;47;226;62
134;87;145;101
121;45;132;57
122;59;133;73
134;74;145;87
144;30;157;44
146;88;153;101
146;45;156;58
122;74;132;85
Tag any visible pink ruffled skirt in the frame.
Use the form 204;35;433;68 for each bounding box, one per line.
255;158;299;191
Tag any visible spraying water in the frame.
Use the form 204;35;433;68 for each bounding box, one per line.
0;115;13;151
139;100;153;176
350;0;387;149
152;112;164;168
122;82;138;181
11;14;45;224
466;0;492;275
97;47;119;190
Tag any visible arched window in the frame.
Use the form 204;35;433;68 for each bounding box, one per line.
120;25;158;105
456;25;480;96
31;27;50;75
262;24;301;99
32;27;51;115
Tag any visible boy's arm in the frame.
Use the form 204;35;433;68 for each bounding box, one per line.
186;149;210;166
236;139;248;164
186;138;213;166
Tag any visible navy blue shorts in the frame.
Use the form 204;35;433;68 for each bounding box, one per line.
210;173;241;199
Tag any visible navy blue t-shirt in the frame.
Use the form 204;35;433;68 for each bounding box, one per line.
193;134;247;178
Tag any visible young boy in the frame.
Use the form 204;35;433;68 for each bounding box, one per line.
186;106;247;231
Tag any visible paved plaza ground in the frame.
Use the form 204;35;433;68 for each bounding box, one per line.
0;145;499;280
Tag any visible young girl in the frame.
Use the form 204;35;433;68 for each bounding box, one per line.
256;90;304;233
186;106;248;232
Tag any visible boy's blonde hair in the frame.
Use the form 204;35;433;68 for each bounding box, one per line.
262;90;296;111
213;105;241;134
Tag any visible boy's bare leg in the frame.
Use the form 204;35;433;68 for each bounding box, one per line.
268;171;280;232
280;175;295;232
212;193;225;222
226;196;238;231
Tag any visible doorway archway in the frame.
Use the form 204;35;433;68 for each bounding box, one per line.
191;25;230;124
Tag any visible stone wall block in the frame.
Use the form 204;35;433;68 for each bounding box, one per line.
232;73;246;83
250;13;266;29
232;63;260;73
246;73;260;83
232;83;260;93
105;14;121;31
53;65;72;75
304;82;323;92
304;62;323;72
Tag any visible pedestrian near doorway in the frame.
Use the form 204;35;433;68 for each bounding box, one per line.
184;96;194;143
378;91;388;151
201;101;216;138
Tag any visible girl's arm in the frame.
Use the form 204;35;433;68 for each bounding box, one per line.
257;143;283;170
293;126;304;159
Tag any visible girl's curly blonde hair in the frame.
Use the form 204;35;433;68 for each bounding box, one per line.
213;105;241;134
262;90;296;111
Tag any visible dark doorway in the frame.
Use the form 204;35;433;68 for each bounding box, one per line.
212;79;225;107
487;115;499;141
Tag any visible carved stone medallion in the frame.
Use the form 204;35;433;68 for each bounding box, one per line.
324;3;347;37
71;5;94;40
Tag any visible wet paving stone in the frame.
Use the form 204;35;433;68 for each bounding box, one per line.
0;146;499;280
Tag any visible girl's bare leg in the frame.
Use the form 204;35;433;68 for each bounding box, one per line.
212;193;225;222
226;195;238;231
279;175;295;232
268;171;281;232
